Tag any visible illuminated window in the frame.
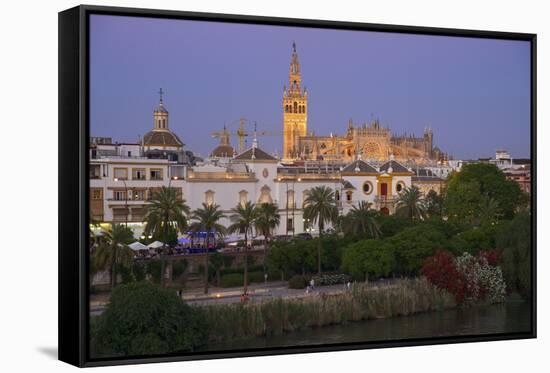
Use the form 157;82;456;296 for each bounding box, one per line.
258;185;272;204
205;190;215;206
133;190;146;201
91;189;102;200
239;190;248;206
287;190;295;208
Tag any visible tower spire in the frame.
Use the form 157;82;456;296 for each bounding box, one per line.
158;88;164;104
153;88;168;130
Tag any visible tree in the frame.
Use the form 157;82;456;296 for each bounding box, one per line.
227;201;257;294
389;224;446;275
425;189;443;217
444;163;525;223
267;241;291;281
190;203;226;294
341;239;395;281
303;186;338;274
144;186;190;286
345;201;381;238
377;214;413;238
91;224;135;289
90;282;207;357
395;185;426;221
478;195;502;227
254;202;281;273
496;212;531;299
209;252;233;287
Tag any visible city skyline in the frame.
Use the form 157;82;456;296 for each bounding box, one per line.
90;15;531;160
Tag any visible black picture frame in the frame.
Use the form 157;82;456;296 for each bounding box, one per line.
59;4;537;367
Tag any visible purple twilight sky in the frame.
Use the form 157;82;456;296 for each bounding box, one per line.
89;14;531;160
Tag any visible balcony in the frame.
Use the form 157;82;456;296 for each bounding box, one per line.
374;196;397;207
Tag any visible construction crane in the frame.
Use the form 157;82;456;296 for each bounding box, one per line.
211;118;282;154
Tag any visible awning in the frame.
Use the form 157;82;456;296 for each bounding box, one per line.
147;241;164;249
129;241;148;251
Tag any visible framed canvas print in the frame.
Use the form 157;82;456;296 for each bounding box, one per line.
58;5;536;367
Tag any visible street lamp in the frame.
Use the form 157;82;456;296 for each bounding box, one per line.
294;178;301;237
168;175;178;189
114;177;128;226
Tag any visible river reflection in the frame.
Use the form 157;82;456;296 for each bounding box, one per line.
203;301;531;351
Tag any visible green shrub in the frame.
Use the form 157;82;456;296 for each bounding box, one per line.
132;262;147;282
311;273;351;286
288;275;307;289
172;259;188;279
220;273;243;288
248;271;265;283
146;260;162;283
90;282;207;358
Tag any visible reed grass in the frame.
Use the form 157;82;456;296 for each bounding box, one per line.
199;278;456;343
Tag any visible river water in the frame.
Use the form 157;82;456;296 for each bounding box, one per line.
204;300;531;351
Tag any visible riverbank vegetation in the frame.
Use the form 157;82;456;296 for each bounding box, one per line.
200;278;455;343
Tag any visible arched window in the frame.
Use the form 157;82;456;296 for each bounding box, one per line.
162;119;166;128
205;190;215;206
285;105;289;113
293;101;298;113
346;191;353;202
302;189;310;208
286;190;295;209
258;185;272;204
335;190;340;201
239;190;248;207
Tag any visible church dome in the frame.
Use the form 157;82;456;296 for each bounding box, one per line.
210;144;235;158
143;130;183;147
154;103;168;114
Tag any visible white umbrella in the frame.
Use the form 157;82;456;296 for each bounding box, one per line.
129;241;148;251
147;241;164;249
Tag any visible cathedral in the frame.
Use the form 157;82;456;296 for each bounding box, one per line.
282;43;446;164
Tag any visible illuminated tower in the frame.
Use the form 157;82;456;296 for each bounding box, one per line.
283;42;308;160
153;88;169;131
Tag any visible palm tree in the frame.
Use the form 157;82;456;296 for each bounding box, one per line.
143;186;190;286
254;202;281;274
209;252;234;287
478;195;501;226
395;185;426;221
190;203;226;294
227;201;257;294
303;186;338;274
347;201;381;238
91;223;135;289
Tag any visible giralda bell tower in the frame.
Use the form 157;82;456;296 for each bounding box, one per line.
283;42;308;160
